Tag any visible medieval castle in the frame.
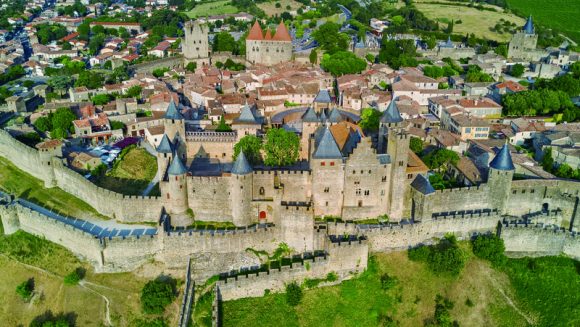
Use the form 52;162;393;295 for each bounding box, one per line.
181;19;293;67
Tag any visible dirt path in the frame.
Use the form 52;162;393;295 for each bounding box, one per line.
487;274;535;325
79;281;112;326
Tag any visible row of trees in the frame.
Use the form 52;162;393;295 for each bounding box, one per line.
502;89;575;118
233;128;300;167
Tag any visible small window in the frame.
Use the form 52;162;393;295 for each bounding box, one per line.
364;190;370;196
512;190;517;194
321;162;325;166
166;193;170;199
259;187;265;195
358;200;362;207
399;161;404;167
325;201;328;206
356;189;361;195
330;162;335;166
324;187;329;193
382;176;387;182
531;189;535;194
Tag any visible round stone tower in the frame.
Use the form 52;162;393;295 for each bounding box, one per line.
487;143;515;214
165;155;191;226
230;151;253;226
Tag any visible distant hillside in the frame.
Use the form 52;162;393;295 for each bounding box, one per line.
507;0;580;44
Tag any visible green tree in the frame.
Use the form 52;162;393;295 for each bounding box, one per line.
320;51;367;76
312;22;349;53
429;235;465;276
75;71;104;89
63;268;85;285
234;135;263;165
571;61;580;78
285;282;303;306
263;128;300;167
410;137;423;154
359;108;382;132
185;62;197;72
428;294;457;327
422;148;459;170
494;44;508;58
91;94;113;105
152;67;170;78
510;63;525;78
34;116;52;132
309;49;318;65
215;115;232;132
425;36;437;50
0;86;13;105
48;75;72;97
471;233;506;266
213;31;236;52
51;107;77;138
16;278;34;301
141;278;176;314
125;85;142;98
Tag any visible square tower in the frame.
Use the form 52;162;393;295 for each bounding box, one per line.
183;20;210;66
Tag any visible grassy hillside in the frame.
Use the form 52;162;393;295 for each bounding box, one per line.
0;157;106;220
507;0;580;43
224;247;532;326
184;0;239;18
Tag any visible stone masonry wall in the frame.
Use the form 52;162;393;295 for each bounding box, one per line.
501;224;580;260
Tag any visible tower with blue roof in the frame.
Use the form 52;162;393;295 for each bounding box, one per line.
230;151;254;226
487;143;515;214
508;15;538;60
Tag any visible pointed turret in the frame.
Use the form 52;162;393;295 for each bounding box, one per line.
235;103;258;124
313;126;342;159
327;108;343;123
272;21;292;42
264;29;273;40
381;100;403;124
489;143;515;171
164;99;184;120
232;151;252;175
523;15;534;34
302;106;320;123
156;134;173;153
247;21;264;41
167;155;187;175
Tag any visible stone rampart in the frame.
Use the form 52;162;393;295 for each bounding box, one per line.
130;56;184;74
501;223;580;260
217;239;368;301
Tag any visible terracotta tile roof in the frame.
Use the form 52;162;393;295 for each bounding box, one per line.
247;21;263;41
264;29;272;40
272;22;291;42
36;139;62;149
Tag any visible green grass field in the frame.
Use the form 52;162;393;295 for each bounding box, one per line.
94;146;157;196
0;231;178;326
507;0;580;43
0;157;106;220
184;0;239;18
223;245;580;326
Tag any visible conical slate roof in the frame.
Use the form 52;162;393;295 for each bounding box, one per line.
327;108;343;123
302;107;320;122
411;174;435;195
167;155;187;175
489;143;515;171
381;100;403;124
231;151;252;175
313;126;342;159
236;103;258;124
319;109;328;122
164;99;184;120
523;15;534;34
314;89;332;103
156;134;173;153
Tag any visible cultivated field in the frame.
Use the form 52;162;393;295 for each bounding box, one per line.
184;0;239;18
414;0;525;42
258;0;304;17
507;0;580;43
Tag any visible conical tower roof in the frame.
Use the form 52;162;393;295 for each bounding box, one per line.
327;108;343;123
302;106;320;122
167;155;187;175
411;174;435;195
231;151;252;175
247;21;264;41
236;103;258;124
523;15;534;34
489;143;515;171
156;134;173;153
313;126;342;159
264;29;273;40
381;100;403;124
164;99;184;120
272;21;292;42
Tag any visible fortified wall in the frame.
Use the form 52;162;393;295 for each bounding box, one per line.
0;130;163;222
501;223;580;260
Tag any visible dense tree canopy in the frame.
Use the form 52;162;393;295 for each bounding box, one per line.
36;23;68;45
75;71;104;89
378;39;418;70
234;135;263;165
263;128;300;167
502;89;574;117
320;51;367;76
312;22;349;53
213;31;237;53
140;278;176;314
359;108;382;132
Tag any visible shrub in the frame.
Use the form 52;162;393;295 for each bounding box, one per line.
16;278;34;301
429;235;465;276
64;267;85;285
326;272;338;282
285;282;303;306
471;233;506;266
380;273;398;290
141;278;176;314
408;244;431;262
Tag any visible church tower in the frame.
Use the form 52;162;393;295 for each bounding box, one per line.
183;20;210;67
508;16;538;60
487;143;515;214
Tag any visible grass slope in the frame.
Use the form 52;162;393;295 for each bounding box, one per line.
258;0;303;16
184;0;239;18
0;157;106;219
224;247;529;326
507;0;580;43
94;146;157;196
0;231;166;326
414;1;525;42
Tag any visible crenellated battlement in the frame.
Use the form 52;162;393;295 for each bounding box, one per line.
185;131;237;142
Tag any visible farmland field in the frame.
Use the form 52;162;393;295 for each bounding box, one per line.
414;0;525;42
507;0;580;43
184;0;239;18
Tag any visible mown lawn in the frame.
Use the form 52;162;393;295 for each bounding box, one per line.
184;0;239;18
0;157;106;219
223;246;530;326
507;0;580;43
94;146;157;196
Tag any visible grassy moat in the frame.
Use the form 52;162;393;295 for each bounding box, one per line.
1;227;579;326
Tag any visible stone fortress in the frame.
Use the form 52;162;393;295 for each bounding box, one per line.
1;95;580;300
507;16;547;61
